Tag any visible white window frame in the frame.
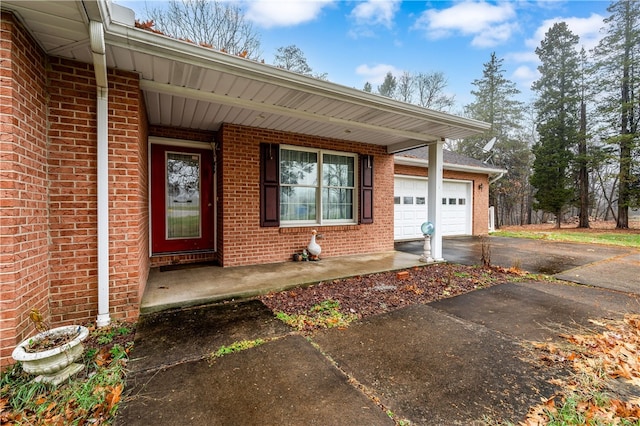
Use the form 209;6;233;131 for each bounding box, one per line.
280;145;358;226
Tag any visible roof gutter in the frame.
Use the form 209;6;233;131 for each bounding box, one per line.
90;18;111;328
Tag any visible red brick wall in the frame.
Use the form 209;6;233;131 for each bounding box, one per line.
149;125;214;143
1;12;147;366
394;164;489;235
218;123;394;267
136;92;150;299
47;58;100;325
106;68;148;318
47;59;145;324
0;12;50;367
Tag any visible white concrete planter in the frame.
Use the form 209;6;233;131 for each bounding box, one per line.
12;325;89;385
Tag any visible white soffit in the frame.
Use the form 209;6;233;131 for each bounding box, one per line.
3;0;490;152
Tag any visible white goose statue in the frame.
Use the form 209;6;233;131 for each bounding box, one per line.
307;230;321;259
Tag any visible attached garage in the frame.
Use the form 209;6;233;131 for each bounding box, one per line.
394;147;506;240
394;177;472;240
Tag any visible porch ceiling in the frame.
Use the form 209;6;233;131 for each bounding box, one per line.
3;0;490;153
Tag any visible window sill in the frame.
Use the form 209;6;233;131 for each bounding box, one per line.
279;224;361;234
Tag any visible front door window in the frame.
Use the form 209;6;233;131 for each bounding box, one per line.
151;144;214;254
166;152;201;239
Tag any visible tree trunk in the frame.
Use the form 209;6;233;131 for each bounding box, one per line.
616;9;632;230
578;100;590;228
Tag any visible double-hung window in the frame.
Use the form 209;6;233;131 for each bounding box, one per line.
280;146;357;225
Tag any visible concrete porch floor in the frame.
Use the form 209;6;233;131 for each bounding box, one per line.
141;250;425;314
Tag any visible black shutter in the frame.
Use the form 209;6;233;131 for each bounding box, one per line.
360;154;374;224
260;143;280;227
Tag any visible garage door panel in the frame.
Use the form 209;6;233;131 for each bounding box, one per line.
395;176;471;240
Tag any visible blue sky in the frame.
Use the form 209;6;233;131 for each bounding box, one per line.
115;1;612;112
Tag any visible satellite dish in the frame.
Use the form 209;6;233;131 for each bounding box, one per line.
482;137;496;153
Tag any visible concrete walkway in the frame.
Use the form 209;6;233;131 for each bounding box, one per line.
117;237;640;425
142;250;425;313
118;280;640;425
143;236;640;315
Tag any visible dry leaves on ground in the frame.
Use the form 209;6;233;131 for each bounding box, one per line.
523;314;640;425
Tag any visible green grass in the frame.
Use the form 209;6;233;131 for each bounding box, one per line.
0;324;134;425
275;299;358;331
495;229;640;248
211;339;266;359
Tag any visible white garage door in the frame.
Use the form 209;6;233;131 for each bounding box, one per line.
394;177;428;240
394;177;472;240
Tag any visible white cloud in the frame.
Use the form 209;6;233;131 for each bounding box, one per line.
525;13;605;51
471;22;519;48
355;63;402;85
507;12;605;94
350;0;401;28
243;0;334;28
413;1;517;47
512;65;539;90
505;51;539;64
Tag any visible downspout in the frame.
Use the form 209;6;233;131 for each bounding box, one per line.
90;20;111;327
489;172;505;184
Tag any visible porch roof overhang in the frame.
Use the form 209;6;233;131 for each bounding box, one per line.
3;0;490;154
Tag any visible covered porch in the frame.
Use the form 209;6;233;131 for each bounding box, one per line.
141;250;426;314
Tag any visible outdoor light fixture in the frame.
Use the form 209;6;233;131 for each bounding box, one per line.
478;183;484;191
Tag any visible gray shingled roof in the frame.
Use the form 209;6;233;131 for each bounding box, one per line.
395;146;505;174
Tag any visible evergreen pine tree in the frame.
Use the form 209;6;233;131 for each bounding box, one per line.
377;72;397;98
592;0;640;228
530;22;582;227
459;53;529;226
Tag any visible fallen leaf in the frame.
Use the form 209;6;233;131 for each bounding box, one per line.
106;384;123;411
95;347;112;366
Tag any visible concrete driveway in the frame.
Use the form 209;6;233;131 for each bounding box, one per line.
397;236;640;294
117;237;640;425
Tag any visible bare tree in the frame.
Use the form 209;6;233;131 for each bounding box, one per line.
274;45;327;80
415;71;455;112
396;71;414;103
143;0;261;59
373;70;454;112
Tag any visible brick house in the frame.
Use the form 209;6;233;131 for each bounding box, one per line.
0;0;491;366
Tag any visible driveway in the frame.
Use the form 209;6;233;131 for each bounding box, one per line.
117;237;640;425
397;235;640;294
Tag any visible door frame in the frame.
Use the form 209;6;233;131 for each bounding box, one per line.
149;137;217;255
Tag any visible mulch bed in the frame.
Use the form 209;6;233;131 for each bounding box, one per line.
260;263;524;328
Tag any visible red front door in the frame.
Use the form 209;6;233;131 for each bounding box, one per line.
151;144;215;254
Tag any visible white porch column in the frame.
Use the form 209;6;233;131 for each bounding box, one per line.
427;141;445;261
